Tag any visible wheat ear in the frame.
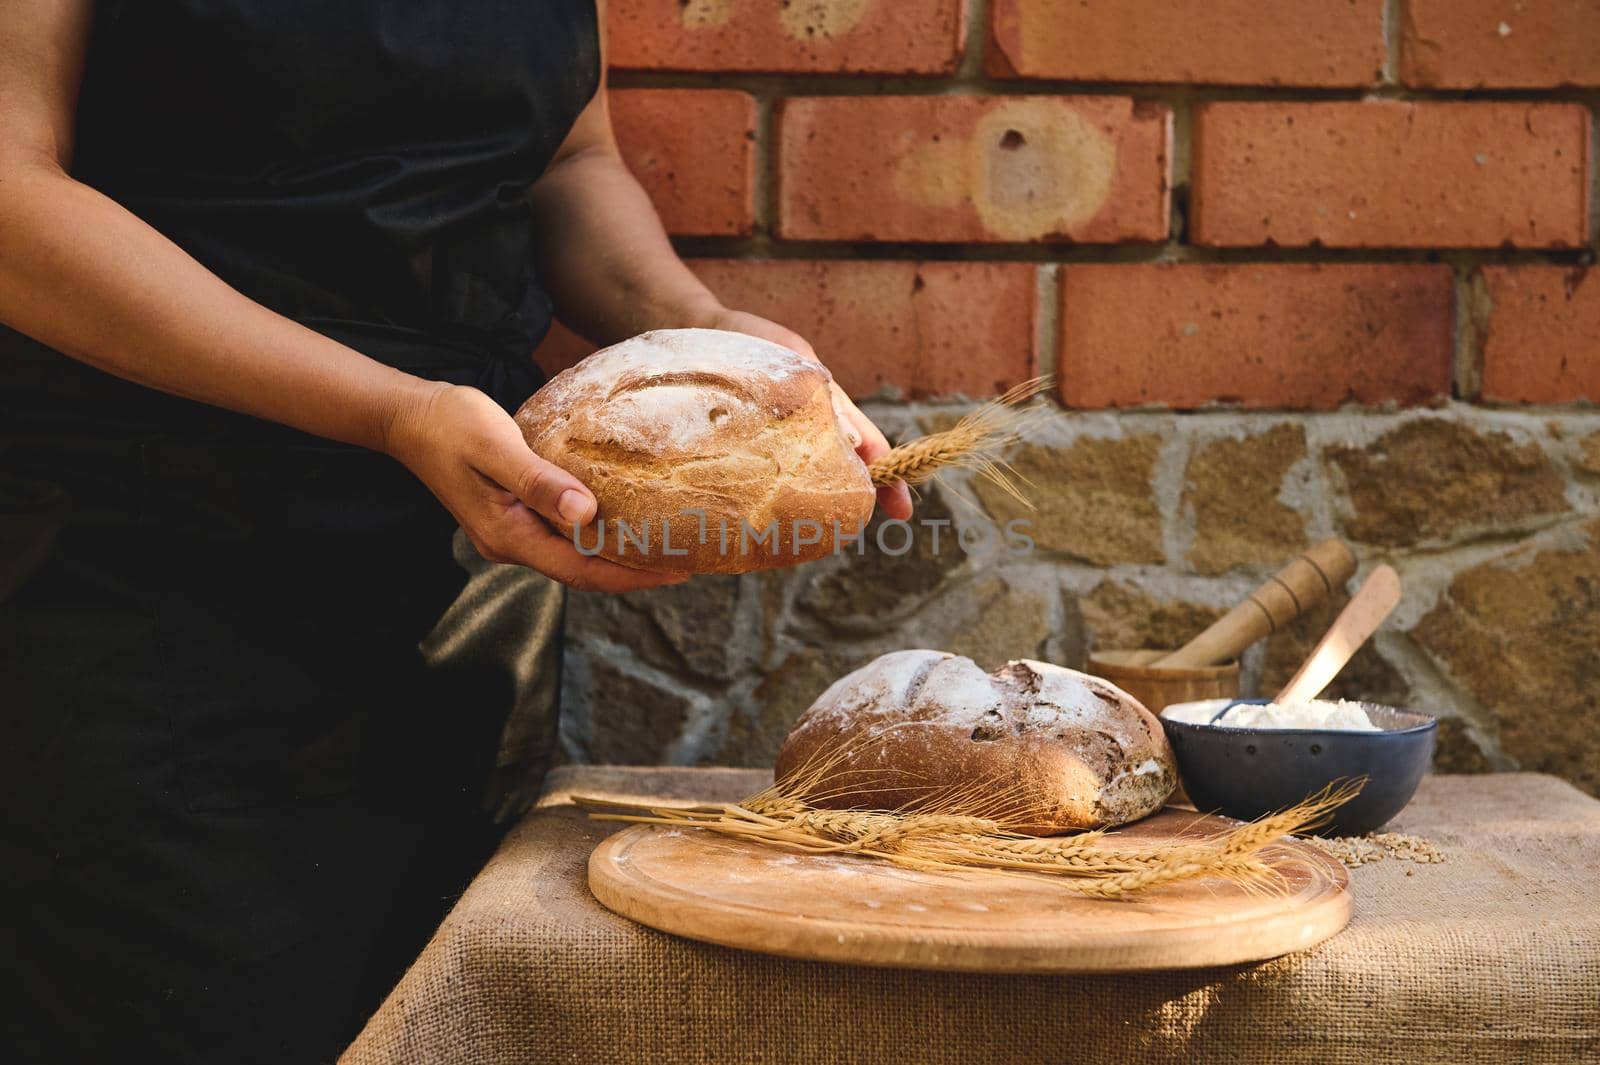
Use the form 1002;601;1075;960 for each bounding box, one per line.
573;771;1361;899
867;377;1050;503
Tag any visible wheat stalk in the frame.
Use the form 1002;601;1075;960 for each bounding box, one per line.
576;757;1362;899
867;378;1050;503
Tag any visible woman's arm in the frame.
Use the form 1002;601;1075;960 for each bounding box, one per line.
0;0;676;591
527;3;914;519
525;90;721;346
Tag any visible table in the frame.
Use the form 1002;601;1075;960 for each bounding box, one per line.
342;768;1600;1065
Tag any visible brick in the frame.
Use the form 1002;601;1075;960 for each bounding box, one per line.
988;0;1383;87
1191;101;1591;249
1402;0;1600;88
778;96;1171;244
533;260;1038;401
1478;267;1600;404
608;0;965;75
1057;264;1454;410
609;89;756;237
689;260;1038;400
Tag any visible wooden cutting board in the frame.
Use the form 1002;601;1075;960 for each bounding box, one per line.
589;807;1350;972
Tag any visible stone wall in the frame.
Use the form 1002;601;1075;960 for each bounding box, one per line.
559;402;1600;795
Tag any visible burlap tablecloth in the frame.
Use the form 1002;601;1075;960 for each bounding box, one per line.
343;769;1600;1065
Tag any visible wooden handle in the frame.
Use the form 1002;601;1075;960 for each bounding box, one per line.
1151;539;1358;670
1273;564;1402;705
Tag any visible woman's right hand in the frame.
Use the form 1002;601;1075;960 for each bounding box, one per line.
383;381;685;593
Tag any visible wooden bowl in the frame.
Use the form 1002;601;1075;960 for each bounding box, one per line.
1086;649;1241;716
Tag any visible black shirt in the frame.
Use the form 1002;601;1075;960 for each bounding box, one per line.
9;0;600;433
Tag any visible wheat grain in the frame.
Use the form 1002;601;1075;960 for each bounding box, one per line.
1306;831;1445;867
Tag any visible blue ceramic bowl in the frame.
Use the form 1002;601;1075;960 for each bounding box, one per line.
1159;699;1437;836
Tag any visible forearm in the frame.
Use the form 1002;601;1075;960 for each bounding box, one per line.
0;158;433;451
526;148;721;345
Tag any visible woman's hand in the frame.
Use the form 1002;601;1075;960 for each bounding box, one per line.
704;309;916;522
382;381;685;592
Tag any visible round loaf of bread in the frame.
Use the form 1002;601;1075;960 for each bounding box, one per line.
514;329;875;574
773;650;1177;834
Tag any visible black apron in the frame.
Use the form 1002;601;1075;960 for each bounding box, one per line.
0;3;598;1062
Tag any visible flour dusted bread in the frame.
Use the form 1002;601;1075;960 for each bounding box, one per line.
774;650;1177;834
515;329;875;574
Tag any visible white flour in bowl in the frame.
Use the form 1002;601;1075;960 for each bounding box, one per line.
1163;698;1380;731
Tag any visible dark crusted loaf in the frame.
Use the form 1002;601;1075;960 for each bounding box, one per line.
773;649;1177;834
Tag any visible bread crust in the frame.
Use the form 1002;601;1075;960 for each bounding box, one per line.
773;650;1178;834
515;329;875;574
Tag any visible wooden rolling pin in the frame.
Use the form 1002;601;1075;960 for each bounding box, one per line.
1150;539;1358;670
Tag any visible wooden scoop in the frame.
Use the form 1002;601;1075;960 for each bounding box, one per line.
1151;539;1358;669
1273;564;1401;705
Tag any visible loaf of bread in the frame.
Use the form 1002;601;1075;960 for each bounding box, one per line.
773;650;1177;834
514;329;875;574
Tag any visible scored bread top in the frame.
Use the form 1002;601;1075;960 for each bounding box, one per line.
519;328;826;457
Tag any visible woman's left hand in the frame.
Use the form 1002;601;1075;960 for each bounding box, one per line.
705;308;915;522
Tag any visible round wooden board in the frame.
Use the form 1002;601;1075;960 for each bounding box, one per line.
588;807;1350;972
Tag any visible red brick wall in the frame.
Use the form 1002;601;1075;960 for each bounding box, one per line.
537;0;1598;410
